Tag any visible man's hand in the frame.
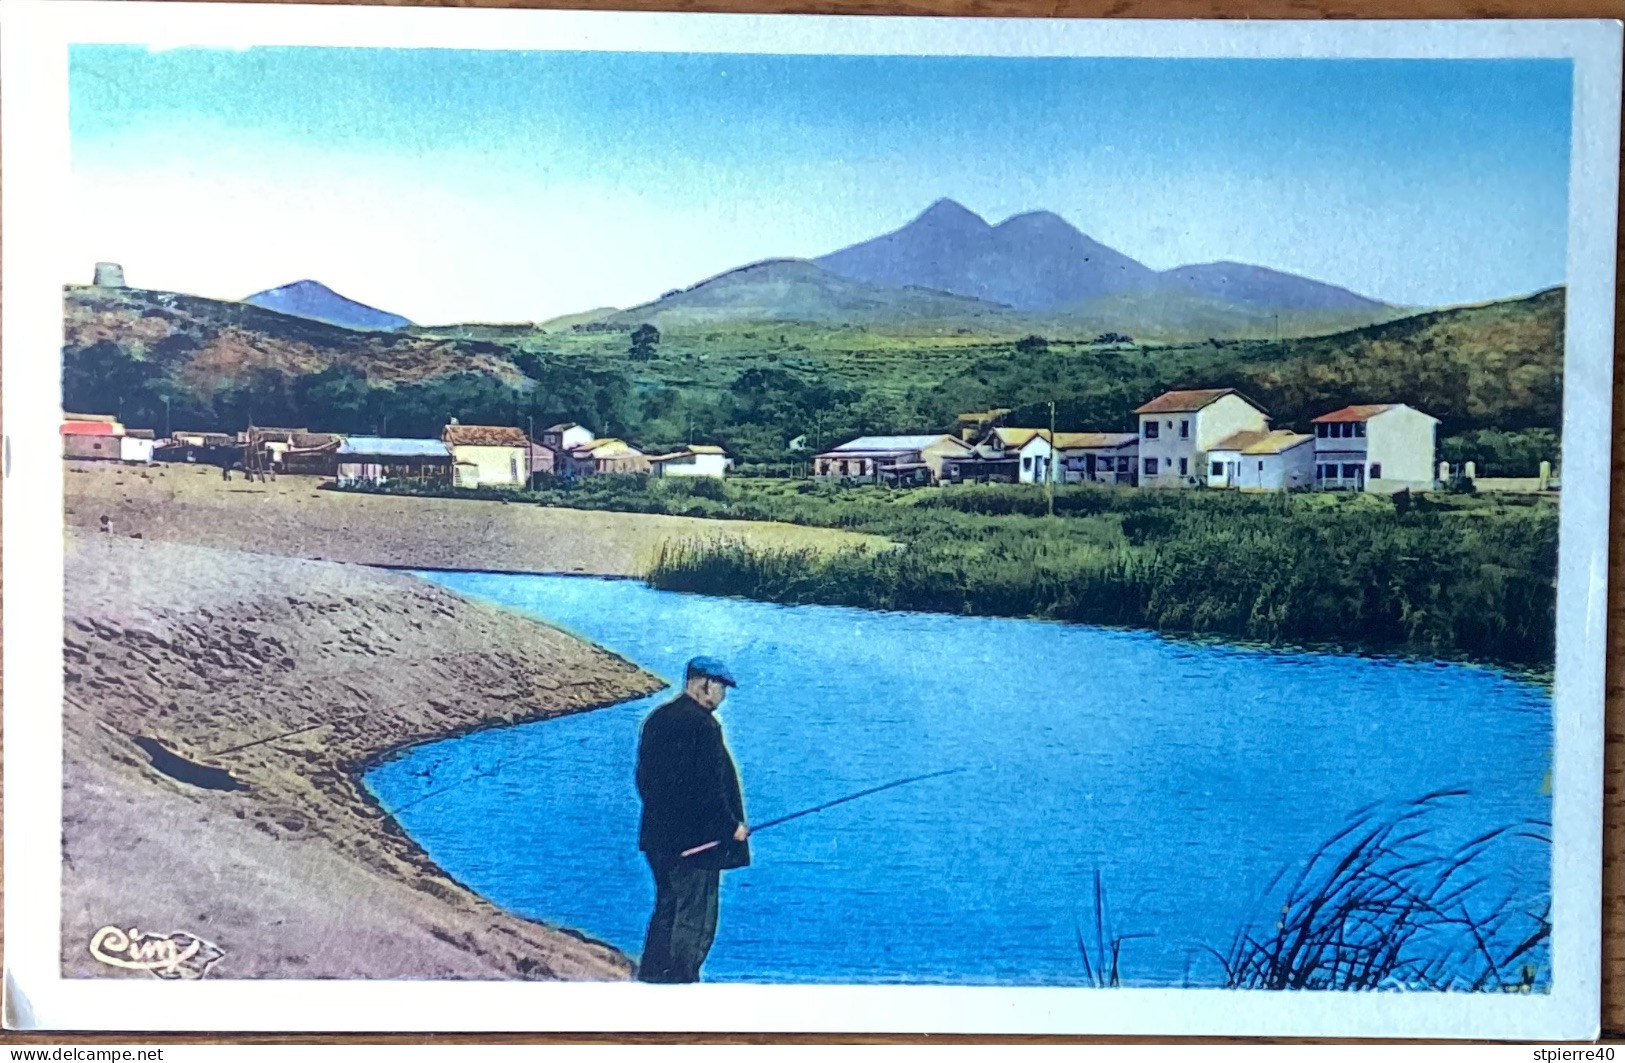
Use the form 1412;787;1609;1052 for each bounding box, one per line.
733;823;750;842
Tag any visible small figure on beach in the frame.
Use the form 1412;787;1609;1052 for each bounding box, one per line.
633;655;749;983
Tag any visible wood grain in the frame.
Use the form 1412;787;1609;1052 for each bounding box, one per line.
3;0;1620;1043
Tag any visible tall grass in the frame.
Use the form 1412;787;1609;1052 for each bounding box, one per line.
641;483;1556;667
1209;793;1550;991
336;476;1559;667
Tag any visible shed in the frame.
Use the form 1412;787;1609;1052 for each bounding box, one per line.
336;436;453;486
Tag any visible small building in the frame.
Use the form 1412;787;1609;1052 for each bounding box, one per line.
335;436;453;486
1311;404;1439;493
563;438;651;477
970;428;1137;485
120;428;157;464
649;444;730;478
62;416;123;460
1000;429;1060;484
957;427;1055;483
1057;432;1140;486
940;444;1019;484
280;432;345;477
814;434;972;486
1133;388;1271;488
1206;429;1315;491
442;423;530;488
539;422;596;452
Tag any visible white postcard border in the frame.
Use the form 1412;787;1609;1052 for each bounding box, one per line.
2;0;1617;1037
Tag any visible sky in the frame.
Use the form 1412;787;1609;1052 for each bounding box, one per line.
68;46;1573;324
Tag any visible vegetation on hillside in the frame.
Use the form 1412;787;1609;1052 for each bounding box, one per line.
65;285;1564;474
335;476;1558;668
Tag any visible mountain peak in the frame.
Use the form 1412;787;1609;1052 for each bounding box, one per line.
817;201;1153;310
244;280;411;332
914;198;989;230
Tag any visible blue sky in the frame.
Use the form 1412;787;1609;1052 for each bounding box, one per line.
69;46;1572;324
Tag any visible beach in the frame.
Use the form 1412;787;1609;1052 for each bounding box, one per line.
63;460;877;575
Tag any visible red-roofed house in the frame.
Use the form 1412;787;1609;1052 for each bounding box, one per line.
61;416;123;460
1310;404;1439;492
1132;389;1269;488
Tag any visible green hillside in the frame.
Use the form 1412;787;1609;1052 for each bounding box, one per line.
62;283;1562;471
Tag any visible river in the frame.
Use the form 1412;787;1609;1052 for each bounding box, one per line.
364;572;1552;987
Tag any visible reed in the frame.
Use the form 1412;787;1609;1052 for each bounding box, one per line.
1209;793;1550;991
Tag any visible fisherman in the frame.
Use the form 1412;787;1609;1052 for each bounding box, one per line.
633;656;749;984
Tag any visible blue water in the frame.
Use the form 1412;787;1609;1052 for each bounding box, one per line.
364;572;1552;986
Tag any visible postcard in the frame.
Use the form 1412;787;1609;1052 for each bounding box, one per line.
1;0;1618;1038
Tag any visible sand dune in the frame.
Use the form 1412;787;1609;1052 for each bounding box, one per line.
62;533;664;979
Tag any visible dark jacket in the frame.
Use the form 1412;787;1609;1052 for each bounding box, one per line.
636;693;751;870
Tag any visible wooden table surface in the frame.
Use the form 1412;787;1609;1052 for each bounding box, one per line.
3;0;1621;1044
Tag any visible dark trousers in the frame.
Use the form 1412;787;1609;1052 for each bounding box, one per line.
636;851;720;983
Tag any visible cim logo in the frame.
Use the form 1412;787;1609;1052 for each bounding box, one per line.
88;926;224;979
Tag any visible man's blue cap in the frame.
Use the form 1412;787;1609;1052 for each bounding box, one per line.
686;656;737;687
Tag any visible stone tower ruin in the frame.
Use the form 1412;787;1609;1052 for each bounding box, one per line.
92;262;126;288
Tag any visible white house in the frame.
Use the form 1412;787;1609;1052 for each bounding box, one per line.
1206;429;1315;491
649;444;731;478
976;427;1060;483
1133;389;1271;488
540;422;595;452
1010;430;1058;484
1310;404;1439;493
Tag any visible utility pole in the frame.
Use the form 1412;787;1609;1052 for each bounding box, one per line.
1047;399;1057;518
162;395;171;439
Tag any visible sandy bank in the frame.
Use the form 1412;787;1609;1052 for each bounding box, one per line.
64;460;878;576
62;532;666;979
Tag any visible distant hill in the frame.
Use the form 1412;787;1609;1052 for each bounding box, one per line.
64;284;522;398
1155;262;1386;313
601;258;1012;329
244;280;411;331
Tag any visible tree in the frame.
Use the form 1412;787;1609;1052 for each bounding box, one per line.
1015;334;1049;354
629;324;661;362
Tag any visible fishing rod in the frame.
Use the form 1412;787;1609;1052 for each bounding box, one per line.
679;767;964;858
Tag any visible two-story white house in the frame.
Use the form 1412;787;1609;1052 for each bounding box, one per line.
1310;404;1439;493
1133;389;1271;488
